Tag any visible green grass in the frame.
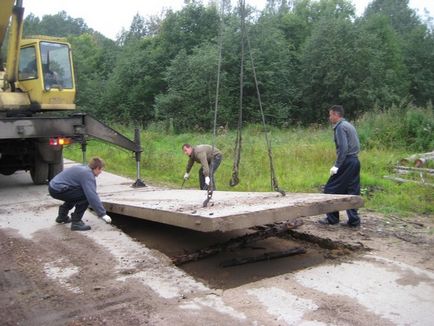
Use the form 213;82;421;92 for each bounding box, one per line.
64;124;434;218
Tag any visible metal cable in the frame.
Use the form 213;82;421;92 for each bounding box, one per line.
230;0;246;187
245;29;286;196
204;0;225;207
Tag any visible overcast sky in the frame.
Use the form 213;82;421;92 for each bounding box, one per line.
22;0;434;40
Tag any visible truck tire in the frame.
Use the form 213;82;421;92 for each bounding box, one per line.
1;168;16;175
48;159;64;181
30;154;49;185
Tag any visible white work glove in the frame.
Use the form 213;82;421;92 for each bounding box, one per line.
183;172;190;180
101;214;112;224
330;166;339;176
205;176;210;186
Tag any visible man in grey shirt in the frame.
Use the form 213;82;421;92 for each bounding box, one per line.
48;157;111;231
182;144;222;190
319;105;361;227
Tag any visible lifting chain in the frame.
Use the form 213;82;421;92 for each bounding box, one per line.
229;0;246;188
203;0;225;207
229;0;285;196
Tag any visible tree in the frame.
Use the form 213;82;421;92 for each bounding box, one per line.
300;18;355;122
297;0;357;122
364;0;420;34
158;3;220;58
99;2;221;127
300;12;410;122
354;14;409;108
247;11;301;126
404;27;434;105
23;11;91;37
99;38;160;124
154;45;224;130
364;0;434;106
117;13;163;46
68;33;120;116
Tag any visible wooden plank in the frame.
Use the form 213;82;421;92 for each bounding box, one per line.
384;175;434;187
394;166;434;175
219;247;307;267
172;221;302;265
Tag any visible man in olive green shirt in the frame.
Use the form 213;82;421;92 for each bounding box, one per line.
182;144;222;190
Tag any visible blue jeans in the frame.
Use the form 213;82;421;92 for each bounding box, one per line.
49;186;89;221
324;156;361;226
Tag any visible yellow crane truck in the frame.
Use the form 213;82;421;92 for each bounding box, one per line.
0;0;143;185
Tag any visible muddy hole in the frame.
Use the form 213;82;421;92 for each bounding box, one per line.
111;213;363;289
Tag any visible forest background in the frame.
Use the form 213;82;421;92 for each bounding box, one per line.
16;0;434;216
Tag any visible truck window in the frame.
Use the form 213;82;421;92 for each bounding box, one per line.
40;42;73;89
18;46;37;80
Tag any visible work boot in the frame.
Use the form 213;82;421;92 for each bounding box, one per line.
55;215;71;224
318;217;338;225
70;212;91;231
340;222;361;228
55;206;71;224
71;220;91;231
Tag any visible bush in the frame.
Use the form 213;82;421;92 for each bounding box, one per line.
404;108;434;151
357;104;434;151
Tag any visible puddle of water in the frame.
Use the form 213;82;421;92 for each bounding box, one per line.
111;213;328;289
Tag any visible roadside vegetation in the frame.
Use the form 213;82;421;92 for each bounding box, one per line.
22;0;433;218
65;105;433;217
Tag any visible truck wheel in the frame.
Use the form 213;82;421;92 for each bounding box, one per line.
1;169;16;175
48;160;64;181
30;155;49;185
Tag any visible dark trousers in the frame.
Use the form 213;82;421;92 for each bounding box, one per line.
324;156;361;225
199;154;222;190
49;186;89;221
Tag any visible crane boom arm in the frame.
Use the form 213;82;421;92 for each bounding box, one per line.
0;0;15;48
1;0;24;85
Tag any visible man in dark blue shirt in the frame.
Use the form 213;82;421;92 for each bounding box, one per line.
319;105;361;227
48;157;111;231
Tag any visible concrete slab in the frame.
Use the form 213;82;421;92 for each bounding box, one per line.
100;188;363;232
4;161;361;233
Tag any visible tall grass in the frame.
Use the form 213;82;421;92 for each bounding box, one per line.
64;105;433;217
357;103;434;151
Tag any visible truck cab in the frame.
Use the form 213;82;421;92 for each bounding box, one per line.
17;38;76;111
